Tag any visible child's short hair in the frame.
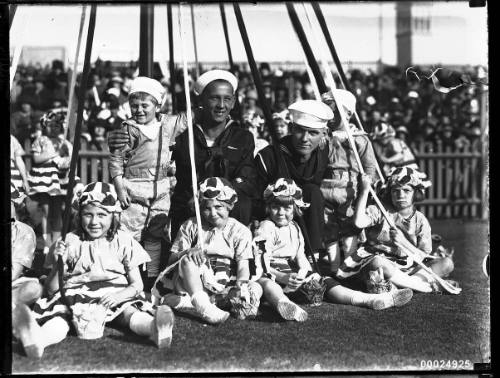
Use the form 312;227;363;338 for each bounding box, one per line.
265;195;304;217
128;91;159;106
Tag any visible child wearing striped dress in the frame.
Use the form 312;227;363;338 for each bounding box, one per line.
152;177;262;324
13;182;174;359
11;134;30;195
27;108;75;254
254;178;414;321
337;167;456;293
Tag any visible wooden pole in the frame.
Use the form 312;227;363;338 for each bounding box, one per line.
65;5;87;141
190;4;200;78
286;2;327;94
219;3;234;69
139;4;154;77
9;4;17;30
58;4;98;320
167;3;177;113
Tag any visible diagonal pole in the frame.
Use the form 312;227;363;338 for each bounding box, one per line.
219;3;234;69
190;4;200;78
9;4;17;30
178;4;204;249
65;5;87;141
167;3;177;113
233;3;320;273
311;1;385;181
286;2;327;94
58;5;98;313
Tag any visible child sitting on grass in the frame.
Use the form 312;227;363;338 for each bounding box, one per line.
13;182;174;359
338;167;456;293
109;76;187;286
152;177;262;324
254;178;414;323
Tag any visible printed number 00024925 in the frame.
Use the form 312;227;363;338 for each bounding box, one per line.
420;360;472;369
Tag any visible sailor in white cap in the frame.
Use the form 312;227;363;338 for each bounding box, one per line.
255;99;333;253
170;69;258;238
319;89;379;274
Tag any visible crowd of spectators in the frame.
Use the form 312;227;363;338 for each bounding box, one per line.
10;59;486;152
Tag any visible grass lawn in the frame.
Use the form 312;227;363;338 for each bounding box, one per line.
12;219;490;374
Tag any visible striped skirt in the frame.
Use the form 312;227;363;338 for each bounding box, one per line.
11;159;25;195
32;280;152;326
28;161;63;197
337;246;414;279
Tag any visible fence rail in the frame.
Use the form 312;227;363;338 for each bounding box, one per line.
22;139;487;220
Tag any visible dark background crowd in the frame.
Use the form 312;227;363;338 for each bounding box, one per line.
11;59;486;152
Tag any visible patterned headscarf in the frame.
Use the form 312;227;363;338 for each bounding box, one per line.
263;178;309;208
198;177;238;205
72;182;122;213
371;122;396;140
243;110;265;129
40;108;68;131
272;110;291;124
386;166;432;191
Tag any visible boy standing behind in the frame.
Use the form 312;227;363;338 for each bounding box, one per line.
109;77;187;286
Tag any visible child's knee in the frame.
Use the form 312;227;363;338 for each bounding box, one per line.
430;257;454;277
15;281;43;305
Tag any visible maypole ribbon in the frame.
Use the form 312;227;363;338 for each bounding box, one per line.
64;5;87;140
178;3;204;250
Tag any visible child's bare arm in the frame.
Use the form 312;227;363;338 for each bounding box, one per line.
32;150;59;164
236;259;251;283
99;267;144;308
44;240;68;296
353;174;373;229
296;248;312;272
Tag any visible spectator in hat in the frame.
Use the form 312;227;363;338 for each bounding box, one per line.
255;99;333;254
395;126;409;143
272;110;291;140
10;99;43;145
242;89;264;118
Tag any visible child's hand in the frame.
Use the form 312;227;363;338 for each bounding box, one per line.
389;227;407;245
54;239;69;264
286;273;305;291
107;129;129;150
360;174;372;192
99;293;122;308
186;247;206;266
116;187;130;209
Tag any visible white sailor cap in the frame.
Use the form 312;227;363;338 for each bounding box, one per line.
194;69;238;96
321;89;357;114
288;100;333;129
129;76;166;105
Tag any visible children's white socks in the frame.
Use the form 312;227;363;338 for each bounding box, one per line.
129;311;154;336
276;298;308;322
191;291;230;324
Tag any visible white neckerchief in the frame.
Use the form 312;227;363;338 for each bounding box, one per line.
137;120;161;140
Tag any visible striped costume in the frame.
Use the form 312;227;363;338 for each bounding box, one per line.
253;219;304;278
28;135;76;199
153;217;253;300
32;230;152;326
337;204;432;279
11;135;26;194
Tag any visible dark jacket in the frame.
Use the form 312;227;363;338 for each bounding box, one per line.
170;120;258;215
255;135;330;197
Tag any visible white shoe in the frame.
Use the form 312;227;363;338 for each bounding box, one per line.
276;299;308;322
150;305;175;349
13;304;44;359
191;292;230;325
370;288;414;310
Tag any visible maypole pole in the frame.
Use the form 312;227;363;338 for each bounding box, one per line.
190;4;200;78
167;3;177;113
139;4;154;77
56;4;98;317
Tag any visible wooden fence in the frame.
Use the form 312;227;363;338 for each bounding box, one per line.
22;139;488;220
